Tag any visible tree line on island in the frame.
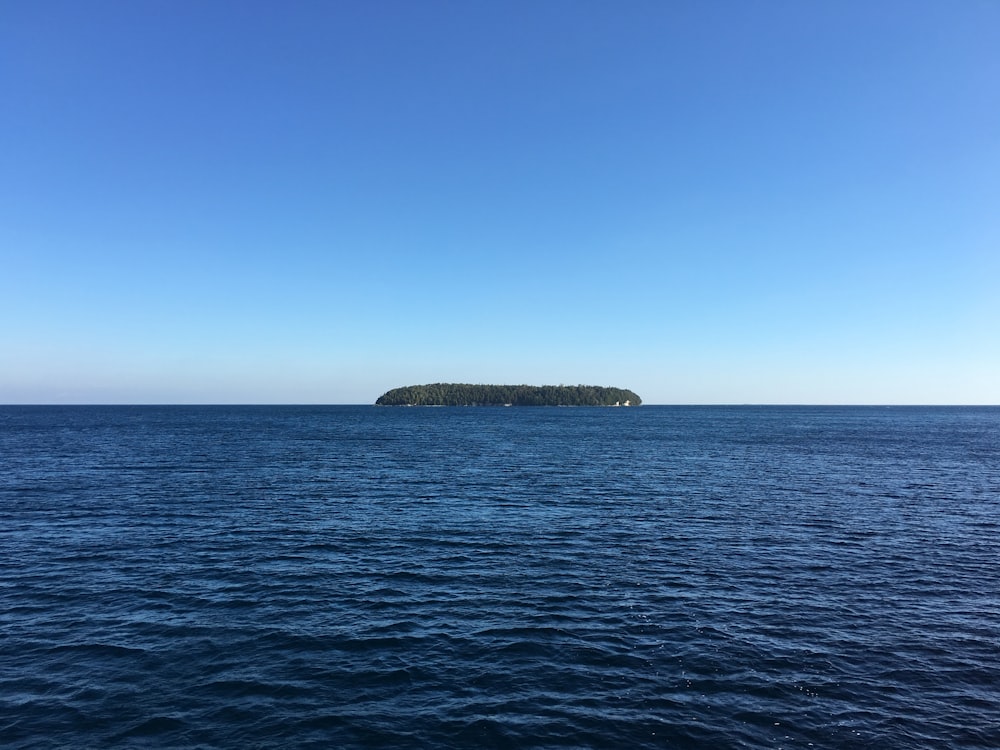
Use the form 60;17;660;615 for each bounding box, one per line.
375;383;642;407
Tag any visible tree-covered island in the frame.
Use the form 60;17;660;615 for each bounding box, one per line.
375;384;642;407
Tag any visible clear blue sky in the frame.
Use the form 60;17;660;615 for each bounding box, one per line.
2;1;998;404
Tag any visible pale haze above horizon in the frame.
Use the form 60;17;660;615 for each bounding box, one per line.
2;1;997;405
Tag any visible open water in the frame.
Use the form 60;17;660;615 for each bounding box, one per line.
1;405;998;748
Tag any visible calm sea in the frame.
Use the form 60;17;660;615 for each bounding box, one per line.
2;405;998;748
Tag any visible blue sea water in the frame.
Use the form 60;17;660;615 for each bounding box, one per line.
1;405;998;749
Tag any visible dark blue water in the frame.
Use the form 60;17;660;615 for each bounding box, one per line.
2;406;998;748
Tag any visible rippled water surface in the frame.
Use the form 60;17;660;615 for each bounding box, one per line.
2;405;998;748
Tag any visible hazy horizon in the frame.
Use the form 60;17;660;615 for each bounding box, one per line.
3;2;997;405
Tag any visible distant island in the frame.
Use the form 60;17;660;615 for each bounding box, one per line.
375;383;642;407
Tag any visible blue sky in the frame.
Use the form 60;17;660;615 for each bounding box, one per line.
2;1;998;404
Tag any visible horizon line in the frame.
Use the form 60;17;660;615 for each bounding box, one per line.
2;403;997;408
